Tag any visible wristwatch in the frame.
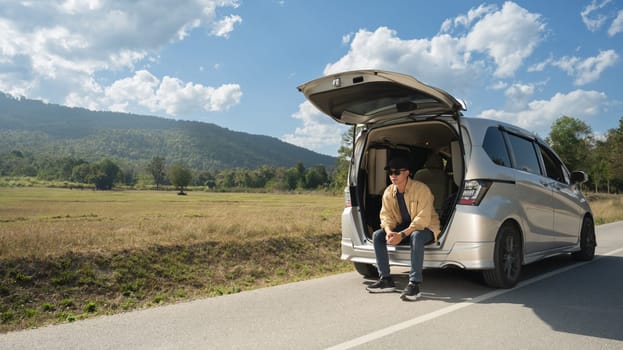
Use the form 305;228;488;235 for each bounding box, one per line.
399;231;406;239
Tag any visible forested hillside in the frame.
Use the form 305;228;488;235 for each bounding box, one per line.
0;93;335;171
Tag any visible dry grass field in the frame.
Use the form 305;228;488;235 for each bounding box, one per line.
0;187;621;332
0;187;350;332
586;193;623;225
0;187;343;259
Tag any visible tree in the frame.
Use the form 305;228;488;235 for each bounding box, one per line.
547;116;593;172
147;156;166;190
88;159;121;190
120;166;138;187
606;117;623;192
194;170;215;188
216;169;235;188
71;163;92;183
332;126;355;191
285;167;301;190
169;163;192;195
304;165;329;189
590;138;613;193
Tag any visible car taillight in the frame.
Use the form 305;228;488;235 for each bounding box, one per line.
344;187;351;207
458;180;492;206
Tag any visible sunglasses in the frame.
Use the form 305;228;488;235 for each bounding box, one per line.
387;169;406;176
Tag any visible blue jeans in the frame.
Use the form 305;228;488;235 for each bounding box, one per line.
372;228;434;283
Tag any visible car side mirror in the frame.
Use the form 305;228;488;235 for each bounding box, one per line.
570;171;588;185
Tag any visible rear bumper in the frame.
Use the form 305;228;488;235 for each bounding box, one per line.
341;238;495;270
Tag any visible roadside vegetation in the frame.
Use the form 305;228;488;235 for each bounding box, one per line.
585;193;623;225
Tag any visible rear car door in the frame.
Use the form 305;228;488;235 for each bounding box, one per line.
505;131;557;251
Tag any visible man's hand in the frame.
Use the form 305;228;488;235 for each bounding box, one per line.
386;231;403;245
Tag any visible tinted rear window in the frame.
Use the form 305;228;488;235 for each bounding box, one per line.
313;82;440;119
507;133;541;175
482;127;511;166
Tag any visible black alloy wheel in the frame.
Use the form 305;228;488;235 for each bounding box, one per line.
483;223;522;289
572;217;596;261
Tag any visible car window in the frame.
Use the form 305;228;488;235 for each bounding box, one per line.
482;127;511;167
506;133;541;175
539;145;565;182
539;144;570;184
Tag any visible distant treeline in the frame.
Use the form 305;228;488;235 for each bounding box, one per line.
0;151;347;192
547;116;623;194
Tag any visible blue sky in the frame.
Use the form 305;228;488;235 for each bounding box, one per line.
0;1;622;156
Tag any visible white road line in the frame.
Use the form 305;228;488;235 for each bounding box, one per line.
326;246;623;350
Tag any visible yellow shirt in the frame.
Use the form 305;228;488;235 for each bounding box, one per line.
379;178;441;240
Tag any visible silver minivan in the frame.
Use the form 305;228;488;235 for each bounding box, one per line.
298;70;596;288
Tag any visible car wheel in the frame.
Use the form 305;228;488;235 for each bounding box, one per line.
353;262;379;278
572;217;596;261
482;223;522;289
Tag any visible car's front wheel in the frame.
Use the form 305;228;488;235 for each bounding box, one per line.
482;223;522;289
572;216;596;261
353;262;379;278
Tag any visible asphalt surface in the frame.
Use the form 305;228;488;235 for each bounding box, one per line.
1;221;622;350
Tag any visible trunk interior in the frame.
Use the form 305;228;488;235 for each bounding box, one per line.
355;120;463;241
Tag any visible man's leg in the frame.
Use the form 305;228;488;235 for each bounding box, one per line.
408;228;434;283
372;228;391;277
367;228;396;293
401;229;434;301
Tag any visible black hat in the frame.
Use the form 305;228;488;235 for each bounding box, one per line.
384;157;409;170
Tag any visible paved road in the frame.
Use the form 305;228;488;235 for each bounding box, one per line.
2;222;622;350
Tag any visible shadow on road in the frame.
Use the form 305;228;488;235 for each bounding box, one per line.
484;255;623;342
366;254;623;342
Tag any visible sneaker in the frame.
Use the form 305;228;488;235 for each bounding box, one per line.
400;282;421;301
366;277;396;293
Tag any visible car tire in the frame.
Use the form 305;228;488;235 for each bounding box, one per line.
572;217;596;261
482;223;522;289
353;262;379;278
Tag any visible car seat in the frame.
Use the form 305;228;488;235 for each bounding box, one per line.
413;152;451;215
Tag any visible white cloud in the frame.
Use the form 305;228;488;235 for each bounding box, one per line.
609;10;623;36
528;57;553;72
207;83;243;111
341;33;353;45
0;73;34;98
552;50;619;86
440;3;497;33
282;101;346;155
211;14;242;38
323;2;545;85
0;0;242;112
504;83;535;112
96;70;242;116
581;0;612;31
60;0;103;14
464;2;545;78
479;90;608;136
491;81;508;90
290;3;546;153
323;27;480;94
104;70;159;111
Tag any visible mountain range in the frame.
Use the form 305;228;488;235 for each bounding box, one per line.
0;93;336;171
